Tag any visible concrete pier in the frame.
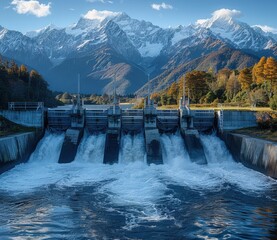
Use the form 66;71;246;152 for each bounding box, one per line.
103;105;121;164
144;104;163;164
180;106;207;165
58;128;84;163
58;105;85;164
181;130;207;165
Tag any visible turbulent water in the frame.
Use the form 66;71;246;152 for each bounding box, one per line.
0;132;277;239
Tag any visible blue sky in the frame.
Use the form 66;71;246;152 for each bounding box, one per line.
1;0;277;33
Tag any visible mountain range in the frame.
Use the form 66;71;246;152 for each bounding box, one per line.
0;10;276;95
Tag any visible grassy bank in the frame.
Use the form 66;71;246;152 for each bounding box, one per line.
157;104;273;112
0;116;35;137
232;127;277;142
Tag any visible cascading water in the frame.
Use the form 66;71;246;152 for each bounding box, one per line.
119;133;146;164
160;132;190;165
74;132;106;163
0;132;276;239
28;132;65;163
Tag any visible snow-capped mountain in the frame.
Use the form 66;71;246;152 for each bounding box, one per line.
0;25;51;71
195;9;275;50
0;9;276;94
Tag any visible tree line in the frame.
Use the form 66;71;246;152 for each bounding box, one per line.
0;58;59;109
151;56;277;110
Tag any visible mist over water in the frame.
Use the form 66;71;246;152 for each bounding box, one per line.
0;132;276;239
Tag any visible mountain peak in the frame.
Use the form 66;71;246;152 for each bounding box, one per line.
83;9;122;22
196;8;241;29
26;24;59;38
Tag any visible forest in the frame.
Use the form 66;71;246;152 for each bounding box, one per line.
0;58;59;109
151;57;277;110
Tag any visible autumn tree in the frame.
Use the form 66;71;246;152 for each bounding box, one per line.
226;71;241;101
19;64;29;83
252;56;266;84
217;68;232;89
185;71;210;103
263;57;277;96
238;68;252;91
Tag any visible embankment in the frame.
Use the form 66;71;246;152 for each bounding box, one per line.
0;131;43;173
221;132;277;178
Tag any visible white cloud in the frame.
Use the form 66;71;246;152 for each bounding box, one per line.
151;2;173;11
253;25;277;34
11;0;51;17
212;8;242;20
87;0;113;3
196;19;207;25
83;9;120;21
196;8;242;25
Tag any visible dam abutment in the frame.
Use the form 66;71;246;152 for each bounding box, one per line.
220;132;277;178
0;131;44;173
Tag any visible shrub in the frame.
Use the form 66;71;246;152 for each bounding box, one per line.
269;94;277;110
256;112;271;129
256;111;277;131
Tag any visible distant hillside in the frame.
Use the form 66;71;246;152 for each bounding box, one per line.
136;46;259;96
0;57;60;109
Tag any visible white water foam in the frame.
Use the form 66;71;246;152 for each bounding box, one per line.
28;132;65;163
0;132;65;193
0;133;275;216
159;133;276;193
200;134;274;192
74;132;106;163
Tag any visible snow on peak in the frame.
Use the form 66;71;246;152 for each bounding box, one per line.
26;23;59;38
196;8;241;28
252;25;277;34
83;9;121;22
0;27;8;39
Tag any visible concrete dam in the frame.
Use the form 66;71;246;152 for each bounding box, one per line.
1;101;276;178
46;101;214;165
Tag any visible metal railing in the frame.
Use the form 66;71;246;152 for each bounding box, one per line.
8;102;44;111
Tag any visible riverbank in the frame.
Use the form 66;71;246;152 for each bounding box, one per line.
231;127;277;142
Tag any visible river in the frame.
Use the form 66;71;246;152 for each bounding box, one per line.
0;133;276;239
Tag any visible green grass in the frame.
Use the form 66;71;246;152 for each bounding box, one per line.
0;116;36;137
157;104;273;112
232;127;277;142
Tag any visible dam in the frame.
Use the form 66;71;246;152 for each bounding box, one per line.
46;98;214;165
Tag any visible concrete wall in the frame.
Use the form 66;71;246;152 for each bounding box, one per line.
217;110;257;131
0;110;44;128
221;132;277;178
0;131;43;172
